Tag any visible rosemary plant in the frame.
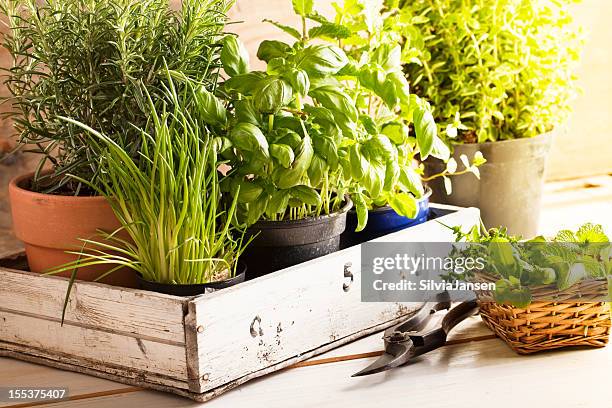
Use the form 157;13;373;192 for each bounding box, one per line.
50;78;247;285
1;0;232;194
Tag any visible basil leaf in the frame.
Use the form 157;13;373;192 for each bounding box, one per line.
291;185;322;207
309;85;357;123
349;144;369;181
196;88;226;126
232;179;264;203
313;136;338;169
270;143;295;168
371;43;401;73
399;167;425;197
297;44;348;76
308;154;326;185
274;135;314;189
234;100;261;126
222;71;266;95
246;195;269;226
381;121;408;144
351;192;369;232
266;190;290;217
389;192;418;218
384;161;400;192
413;106;436;159
221;35;250;77
387;71;411;104
230;122;270;160
286;69;310;97
254;77;293;114
257;40;292;63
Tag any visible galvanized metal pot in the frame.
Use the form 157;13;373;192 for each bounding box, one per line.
424;133;553;238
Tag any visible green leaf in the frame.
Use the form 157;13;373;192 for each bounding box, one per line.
234;100;261;126
308;22;351;40
558;263;587;291
360;115;378;135
371;43;402;72
429;136;450;161
263;19;302;40
222;71;267;95
349;144;369;181
270;144;295;168
246;195;269;226
292;0;314;16
232;179;263;203
352;192;369;232
274;135;314;189
398;167;425;197
308;154;326;185
366;134;396;161
381;122;408;144
291;185;322;206
384;161;400;191
266;190;290;217
286;69;310;97
253;77;293;114
413;106;436;159
389;192;418;218
309;85;358;123
230;122;269;159
195;88;226;126
312;136;338;169
297;45;348;76
386;71;410;104
257;40;292;62
362;164;384;199
221;35;250;77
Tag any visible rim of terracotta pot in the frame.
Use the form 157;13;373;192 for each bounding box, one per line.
9;171;106;203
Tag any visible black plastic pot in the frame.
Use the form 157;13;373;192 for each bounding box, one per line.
241;198;353;279
136;264;246;297
424;132;553;238
341;188;432;248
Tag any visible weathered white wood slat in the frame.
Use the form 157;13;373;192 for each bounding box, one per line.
0;311;189;382
0;267;187;345
190;206;481;393
25;336;612;408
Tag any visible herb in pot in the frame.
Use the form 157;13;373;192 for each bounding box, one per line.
1;0;232;194
389;0;584;143
48;75;248;288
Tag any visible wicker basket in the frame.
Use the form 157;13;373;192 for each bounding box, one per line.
474;273;611;354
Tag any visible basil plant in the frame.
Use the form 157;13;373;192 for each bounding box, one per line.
200;33;351;226
201;0;459;231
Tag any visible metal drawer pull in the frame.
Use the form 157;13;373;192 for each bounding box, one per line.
343;262;354;292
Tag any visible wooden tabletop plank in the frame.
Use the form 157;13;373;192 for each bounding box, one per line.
28;338;612;408
0;317;493;407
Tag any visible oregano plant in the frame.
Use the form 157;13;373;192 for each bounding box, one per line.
387;0;584;143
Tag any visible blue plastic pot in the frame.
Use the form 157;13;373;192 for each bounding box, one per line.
340;188;432;248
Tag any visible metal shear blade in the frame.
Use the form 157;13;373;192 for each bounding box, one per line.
353;295;479;377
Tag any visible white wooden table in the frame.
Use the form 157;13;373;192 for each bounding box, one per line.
2;176;611;408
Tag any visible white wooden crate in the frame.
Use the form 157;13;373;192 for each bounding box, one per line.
0;204;479;402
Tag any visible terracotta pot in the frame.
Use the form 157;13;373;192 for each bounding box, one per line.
8;172;136;287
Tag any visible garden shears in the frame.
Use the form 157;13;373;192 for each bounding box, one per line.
352;293;479;377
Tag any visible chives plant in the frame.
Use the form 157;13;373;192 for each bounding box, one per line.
1;0;232;194
52;78;246;285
